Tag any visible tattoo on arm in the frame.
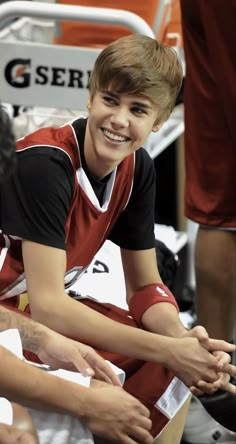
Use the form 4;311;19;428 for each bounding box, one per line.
0;305;47;353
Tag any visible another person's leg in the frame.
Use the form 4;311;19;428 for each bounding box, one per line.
195;228;236;341
181;0;236;340
194;229;236;431
180;0;236;438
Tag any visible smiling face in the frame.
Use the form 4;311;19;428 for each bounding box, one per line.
84;90;162;179
84;34;183;179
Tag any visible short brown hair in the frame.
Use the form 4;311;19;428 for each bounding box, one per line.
89;34;183;122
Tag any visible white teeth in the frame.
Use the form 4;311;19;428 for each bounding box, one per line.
103;129;127;142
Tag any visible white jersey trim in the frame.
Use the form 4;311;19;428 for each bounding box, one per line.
76;166;117;212
0;275;27;299
123;152;135;211
0;234;10;272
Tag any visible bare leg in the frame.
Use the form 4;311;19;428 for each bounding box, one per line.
195;227;236;341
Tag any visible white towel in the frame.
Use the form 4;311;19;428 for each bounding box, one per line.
28;409;94;444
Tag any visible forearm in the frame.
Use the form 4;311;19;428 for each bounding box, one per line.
121;249;185;338
0;305;52;354
30;293;173;365
0;345;88;417
141;303;186;337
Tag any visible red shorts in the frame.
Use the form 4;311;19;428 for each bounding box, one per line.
181;0;236;228
1;298;189;438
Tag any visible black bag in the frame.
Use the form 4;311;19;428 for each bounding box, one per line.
155;238;179;291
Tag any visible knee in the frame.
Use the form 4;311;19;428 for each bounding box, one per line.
195;228;235;280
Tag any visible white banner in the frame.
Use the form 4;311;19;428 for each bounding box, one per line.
0;40;101;109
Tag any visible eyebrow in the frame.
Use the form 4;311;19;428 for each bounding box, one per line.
102;90;153;110
102;90;118;98
132;101;152;110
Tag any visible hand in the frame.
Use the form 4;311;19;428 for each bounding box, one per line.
83;382;153;444
167;333;223;388
0;424;38;444
190;350;236;396
182;326;236;395
37;329;121;386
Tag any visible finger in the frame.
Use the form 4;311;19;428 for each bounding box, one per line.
208;339;236;353
93;368;114;384
190;386;204;396
202;367;220;382
136;403;151;419
136;416;152;431
86;352;122;386
130;426;153;444
70;352;95;377
120;434;139;444
192;325;209;342
205;372;233;391
220;380;236;395
213;351;231;367
73;351;121;386
94;358;122;386
93;366;121;386
219;362;236;377
196;380;221;395
198;375;227;388
197;369;231;391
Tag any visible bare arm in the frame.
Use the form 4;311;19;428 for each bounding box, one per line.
0;305;50;354
0;345;88;412
0;305;120;385
22;240;173;364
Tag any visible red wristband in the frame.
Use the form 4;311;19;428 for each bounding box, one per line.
129;283;179;327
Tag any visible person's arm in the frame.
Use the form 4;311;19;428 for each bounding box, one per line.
22;239;235;390
22;240;173;361
0;346;153;444
121;247;187;337
0;345;89;412
0;305;120;385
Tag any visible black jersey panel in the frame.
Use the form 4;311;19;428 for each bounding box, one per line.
0;147;74;249
108;148;156;250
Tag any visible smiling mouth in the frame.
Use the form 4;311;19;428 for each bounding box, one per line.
102;128;130;143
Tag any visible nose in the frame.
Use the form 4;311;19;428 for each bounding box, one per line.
110;106;129;128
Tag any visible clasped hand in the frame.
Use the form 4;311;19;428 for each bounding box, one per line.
183;326;236;395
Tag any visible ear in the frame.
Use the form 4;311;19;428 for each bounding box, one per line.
152;121;164;133
87;96;91;111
